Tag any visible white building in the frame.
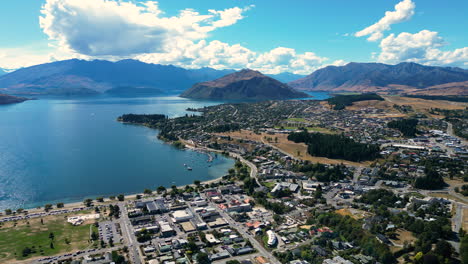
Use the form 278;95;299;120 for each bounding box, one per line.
172;210;193;222
266;230;277;247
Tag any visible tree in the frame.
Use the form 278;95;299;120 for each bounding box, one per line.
117;194;125;201
196;252;210;264
50;242;54;249
22;247;32;257
434;240;452;259
315;184;323;199
143;189;152;195
96;197;104;202
157;186;166;194
91;231;99;241
84;199;93;207
49;232;55;240
194;180;201;186
4;209;12;215
44;204;53;212
56;203;64;208
460;227;466;237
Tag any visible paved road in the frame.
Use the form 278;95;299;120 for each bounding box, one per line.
119;203;142;264
213;204;280;264
30;246;121;264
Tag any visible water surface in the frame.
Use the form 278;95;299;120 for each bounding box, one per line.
0;92;329;210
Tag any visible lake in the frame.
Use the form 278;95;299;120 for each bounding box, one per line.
0;92;329;210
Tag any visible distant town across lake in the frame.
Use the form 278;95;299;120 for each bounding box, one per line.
0;92;330;210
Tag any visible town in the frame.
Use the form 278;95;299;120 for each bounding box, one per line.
1;94;467;264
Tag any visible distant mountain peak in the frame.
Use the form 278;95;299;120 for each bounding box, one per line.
180;69;309;100
289;61;468;95
0;59;237;96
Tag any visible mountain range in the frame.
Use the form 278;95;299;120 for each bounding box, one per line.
180;69;308;100
289;62;468;95
0;59;236;95
0;59;466;96
0;60;304;96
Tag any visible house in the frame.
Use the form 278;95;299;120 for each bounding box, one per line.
322;256;353;264
209;251;230;261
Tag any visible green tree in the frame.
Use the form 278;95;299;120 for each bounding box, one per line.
117;194;125;201
44;204;53;212
196;252;210;264
157;186;166;194
84;198;93;207
91;231;99;241
143;189;152;195
56;203;64;208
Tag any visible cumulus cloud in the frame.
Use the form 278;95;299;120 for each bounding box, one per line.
40;0;251;56
355;0;415;41
377;30;468;67
136;42;328;75
36;0;329;74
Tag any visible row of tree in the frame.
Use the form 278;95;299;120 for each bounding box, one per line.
327;93;384;110
288;130;380;162
387;118;419;137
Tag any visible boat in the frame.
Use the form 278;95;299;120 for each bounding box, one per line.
187;167;192;171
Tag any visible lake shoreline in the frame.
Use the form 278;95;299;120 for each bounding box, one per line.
2;141;236;215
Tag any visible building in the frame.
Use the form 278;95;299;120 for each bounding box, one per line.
159;220;175;237
145;198;168;214
180;221;196;233
322;256;353;264
266;230;277;247
172;210;193;223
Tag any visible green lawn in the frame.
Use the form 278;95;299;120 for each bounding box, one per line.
0;217;95;261
262;181;276;189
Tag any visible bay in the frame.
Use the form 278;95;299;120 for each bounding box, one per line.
0;92;329;210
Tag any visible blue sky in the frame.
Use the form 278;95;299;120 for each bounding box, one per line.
0;0;466;73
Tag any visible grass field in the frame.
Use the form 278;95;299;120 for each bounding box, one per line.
0;213;96;262
389;228;417;250
335;208;371;220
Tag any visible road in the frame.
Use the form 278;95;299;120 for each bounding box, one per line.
31;246;121;264
213;205;281;264
119;203;142;264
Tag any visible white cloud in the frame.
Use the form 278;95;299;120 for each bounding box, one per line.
136;42;329;75
0;45;81;69
377;30;468;67
355;0;415;41
40;0;251;56
35;0;329;74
